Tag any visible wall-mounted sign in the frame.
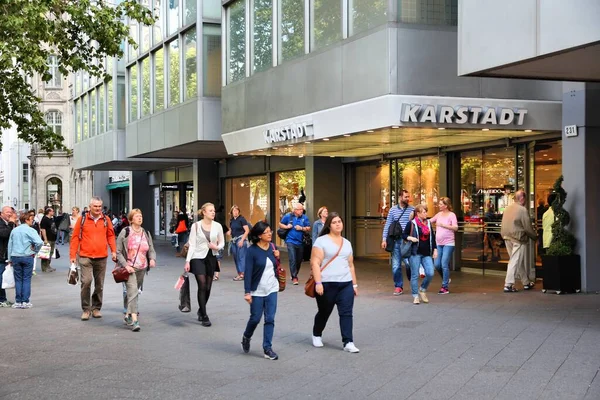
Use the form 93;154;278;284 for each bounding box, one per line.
564;124;578;137
264;122;313;144
400;104;528;126
160;183;193;191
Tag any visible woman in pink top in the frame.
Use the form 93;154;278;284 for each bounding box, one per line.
430;197;458;294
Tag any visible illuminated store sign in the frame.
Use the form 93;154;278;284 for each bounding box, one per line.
400;104;528;126
264;122;313;144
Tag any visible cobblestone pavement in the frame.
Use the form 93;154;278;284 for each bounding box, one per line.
2;240;600;399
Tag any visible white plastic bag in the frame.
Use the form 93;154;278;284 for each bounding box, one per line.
67;263;78;286
419;266;425;278
38;244;51;260
2;265;15;289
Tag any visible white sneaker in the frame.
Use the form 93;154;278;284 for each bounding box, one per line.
312;336;324;348
22;302;33;309
11;302;23;309
343;342;360;353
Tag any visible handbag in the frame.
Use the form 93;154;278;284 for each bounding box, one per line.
112;236;143;283
271;243;286;292
305;239;344;298
399;221;415;259
276;227;289;241
180;223;197;259
175;219;187;234
170;235;178;247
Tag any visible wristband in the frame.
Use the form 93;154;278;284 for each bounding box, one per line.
353;284;358;288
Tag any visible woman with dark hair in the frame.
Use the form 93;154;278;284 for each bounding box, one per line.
310;212;360;353
228;205;250;281
430;197;457;294
241;221;280;360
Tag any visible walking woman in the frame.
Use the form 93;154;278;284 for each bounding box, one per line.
227;205;250;281
310;212;360;353
404;204;437;305
312;206;328;243
116;209;156;332
7;213;44;309
69;207;80;243
430;197;457;294
185;203;224;327
241;222;280;360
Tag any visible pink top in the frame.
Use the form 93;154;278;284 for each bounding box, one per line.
430;211;458;246
127;231;150;269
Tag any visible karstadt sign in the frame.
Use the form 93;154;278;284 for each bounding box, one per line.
264;122;313;144
400;104;528;126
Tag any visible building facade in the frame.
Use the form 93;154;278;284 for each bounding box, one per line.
0;125;31;210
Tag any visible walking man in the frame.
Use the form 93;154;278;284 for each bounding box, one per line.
40;207;57;272
500;190;537;292
381;190;415;295
0;206;17;307
279;203;310;285
70;197;117;320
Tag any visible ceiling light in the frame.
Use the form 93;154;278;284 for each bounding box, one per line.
323;138;329;141
544;168;549;171
272;147;278;150
288;144;294;147
266;154;272;157
240;183;245;187
438;127;445;130
543;154;548;157
482;128;489;131
525;129;532;132
305;141;311;144
367;130;374;133
330;156;335;158
298;154;304;158
233;153;238;156
490;153;496;156
392;126;399;129
343;134;351;137
258;149;263;152
549;158;553;160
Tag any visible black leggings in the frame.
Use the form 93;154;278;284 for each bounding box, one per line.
194;274;213;319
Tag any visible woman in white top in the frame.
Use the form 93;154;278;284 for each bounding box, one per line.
184;202;224;327
310;212;360;353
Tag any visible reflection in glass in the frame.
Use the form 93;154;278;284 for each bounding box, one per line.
46;177;62;211
311;0;342;50
141;57;151;115
398;0;458;26
129;18;139;60
253;0;272;73
99;84;105;134
168;0;180;35
184;27;197;100
393;156;439;217
225;176;269;229
185;0;197;25
90;89;96;137
203;24;221;97
154;48;165;110
349;0;387;36
203;0;221;19
227;0;246;83
129;63;138;122
141;0;151;52
108;79;114;130
274;170;306;245
82;94;88;140
154;0;163;44
279;0;305;62
117;77;126;129
74;100;80;142
169;39;181;106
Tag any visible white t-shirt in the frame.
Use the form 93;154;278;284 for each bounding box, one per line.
251;258;279;297
313;235;353;283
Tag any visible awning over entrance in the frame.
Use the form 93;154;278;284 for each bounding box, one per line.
106;181;130;191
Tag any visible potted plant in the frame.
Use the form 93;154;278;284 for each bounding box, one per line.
541;175;581;294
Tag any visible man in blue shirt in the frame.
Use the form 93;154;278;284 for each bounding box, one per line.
279;203;310;285
381;190;415;295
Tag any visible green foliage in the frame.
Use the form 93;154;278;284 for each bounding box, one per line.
547;175;577;256
0;0;153;152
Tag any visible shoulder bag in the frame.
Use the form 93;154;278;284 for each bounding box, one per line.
276;213;291;240
399;220;416;259
305;239;344;298
113;235;143;283
271;243;286;292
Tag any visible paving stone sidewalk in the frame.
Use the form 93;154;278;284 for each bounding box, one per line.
1;240;600;400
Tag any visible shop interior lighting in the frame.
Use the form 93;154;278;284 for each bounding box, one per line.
323;138;329;141
482;128;489;131
343;134;351;137
233;153;238;156
305;141;311;144
438;127;445;130
392;126;399;129
367;130;374;133
288;144;294;147
525;129;532;132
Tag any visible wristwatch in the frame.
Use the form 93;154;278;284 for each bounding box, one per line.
353;284;358;288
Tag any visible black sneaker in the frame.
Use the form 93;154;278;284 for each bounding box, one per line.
201;317;212;327
503;285;518;293
264;348;278;360
241;336;251;353
523;282;535;290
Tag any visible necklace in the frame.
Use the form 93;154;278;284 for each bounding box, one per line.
131;226;142;233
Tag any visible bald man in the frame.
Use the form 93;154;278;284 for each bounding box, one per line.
500;190;538;292
0;206;18;306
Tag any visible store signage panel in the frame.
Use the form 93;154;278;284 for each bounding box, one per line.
564;125;578;137
400;104;528;126
264;122;314;144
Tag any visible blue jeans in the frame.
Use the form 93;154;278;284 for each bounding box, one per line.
286;243;304;279
231;237;247;274
409;254;434;296
0;262;6;302
177;231;189;253
434;245;454;289
313;281;355;345
391;240;411;288
244;291;278;350
12;256;34;303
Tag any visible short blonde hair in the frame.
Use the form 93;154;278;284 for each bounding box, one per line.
198;202;215;219
72;206;80;213
127;208;142;222
317;206;327;218
414;204;428;214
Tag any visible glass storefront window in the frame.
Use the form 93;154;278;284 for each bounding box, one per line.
98;84;105;134
184;27;197;100
349;0;387;36
46;178;62;211
74;72;80;96
227;0;246;83
279;0;305;63
203;0;221;19
398;0;458;26
168;0;180;35
74;100;80;142
168;39;181;106
141;57;151;116
275;170;306;245
154;48;165;110
225;175;269;228
311;0;342;50
129;63;138;122
392;156;439;217
203;24;221;97
90;89;97;137
185;0;197;25
253;0;273;73
154;0;163;44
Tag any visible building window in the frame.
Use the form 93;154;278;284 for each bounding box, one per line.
74;100;81;142
349;0;387;36
129;63;139;122
154;48;165;110
117;76;126;128
185;0;197;25
108;79;114;130
74;71;80;96
310;0;342;50
279;0;305;63
141;57;151;116
275;170;306;245
227;0;246;83
83;94;89;139
252;0;273;73
46;55;62;88
154;0;163;44
83;71;89;91
398;0;457;26
184;27;197;100
129;17;139;60
46;177;62;211
90;89;97;137
224;175;269;227
203;24;221;97
203;0;221;19
168;0;180;35
391;155;440;217
168;39;181;106
45;110;63;135
99;84;105;134
22;163;29;183
141;0;151;53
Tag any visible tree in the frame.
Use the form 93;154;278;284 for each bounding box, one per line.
0;0;154;152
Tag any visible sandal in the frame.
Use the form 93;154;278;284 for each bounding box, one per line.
213;275;219;281
233;275;244;281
